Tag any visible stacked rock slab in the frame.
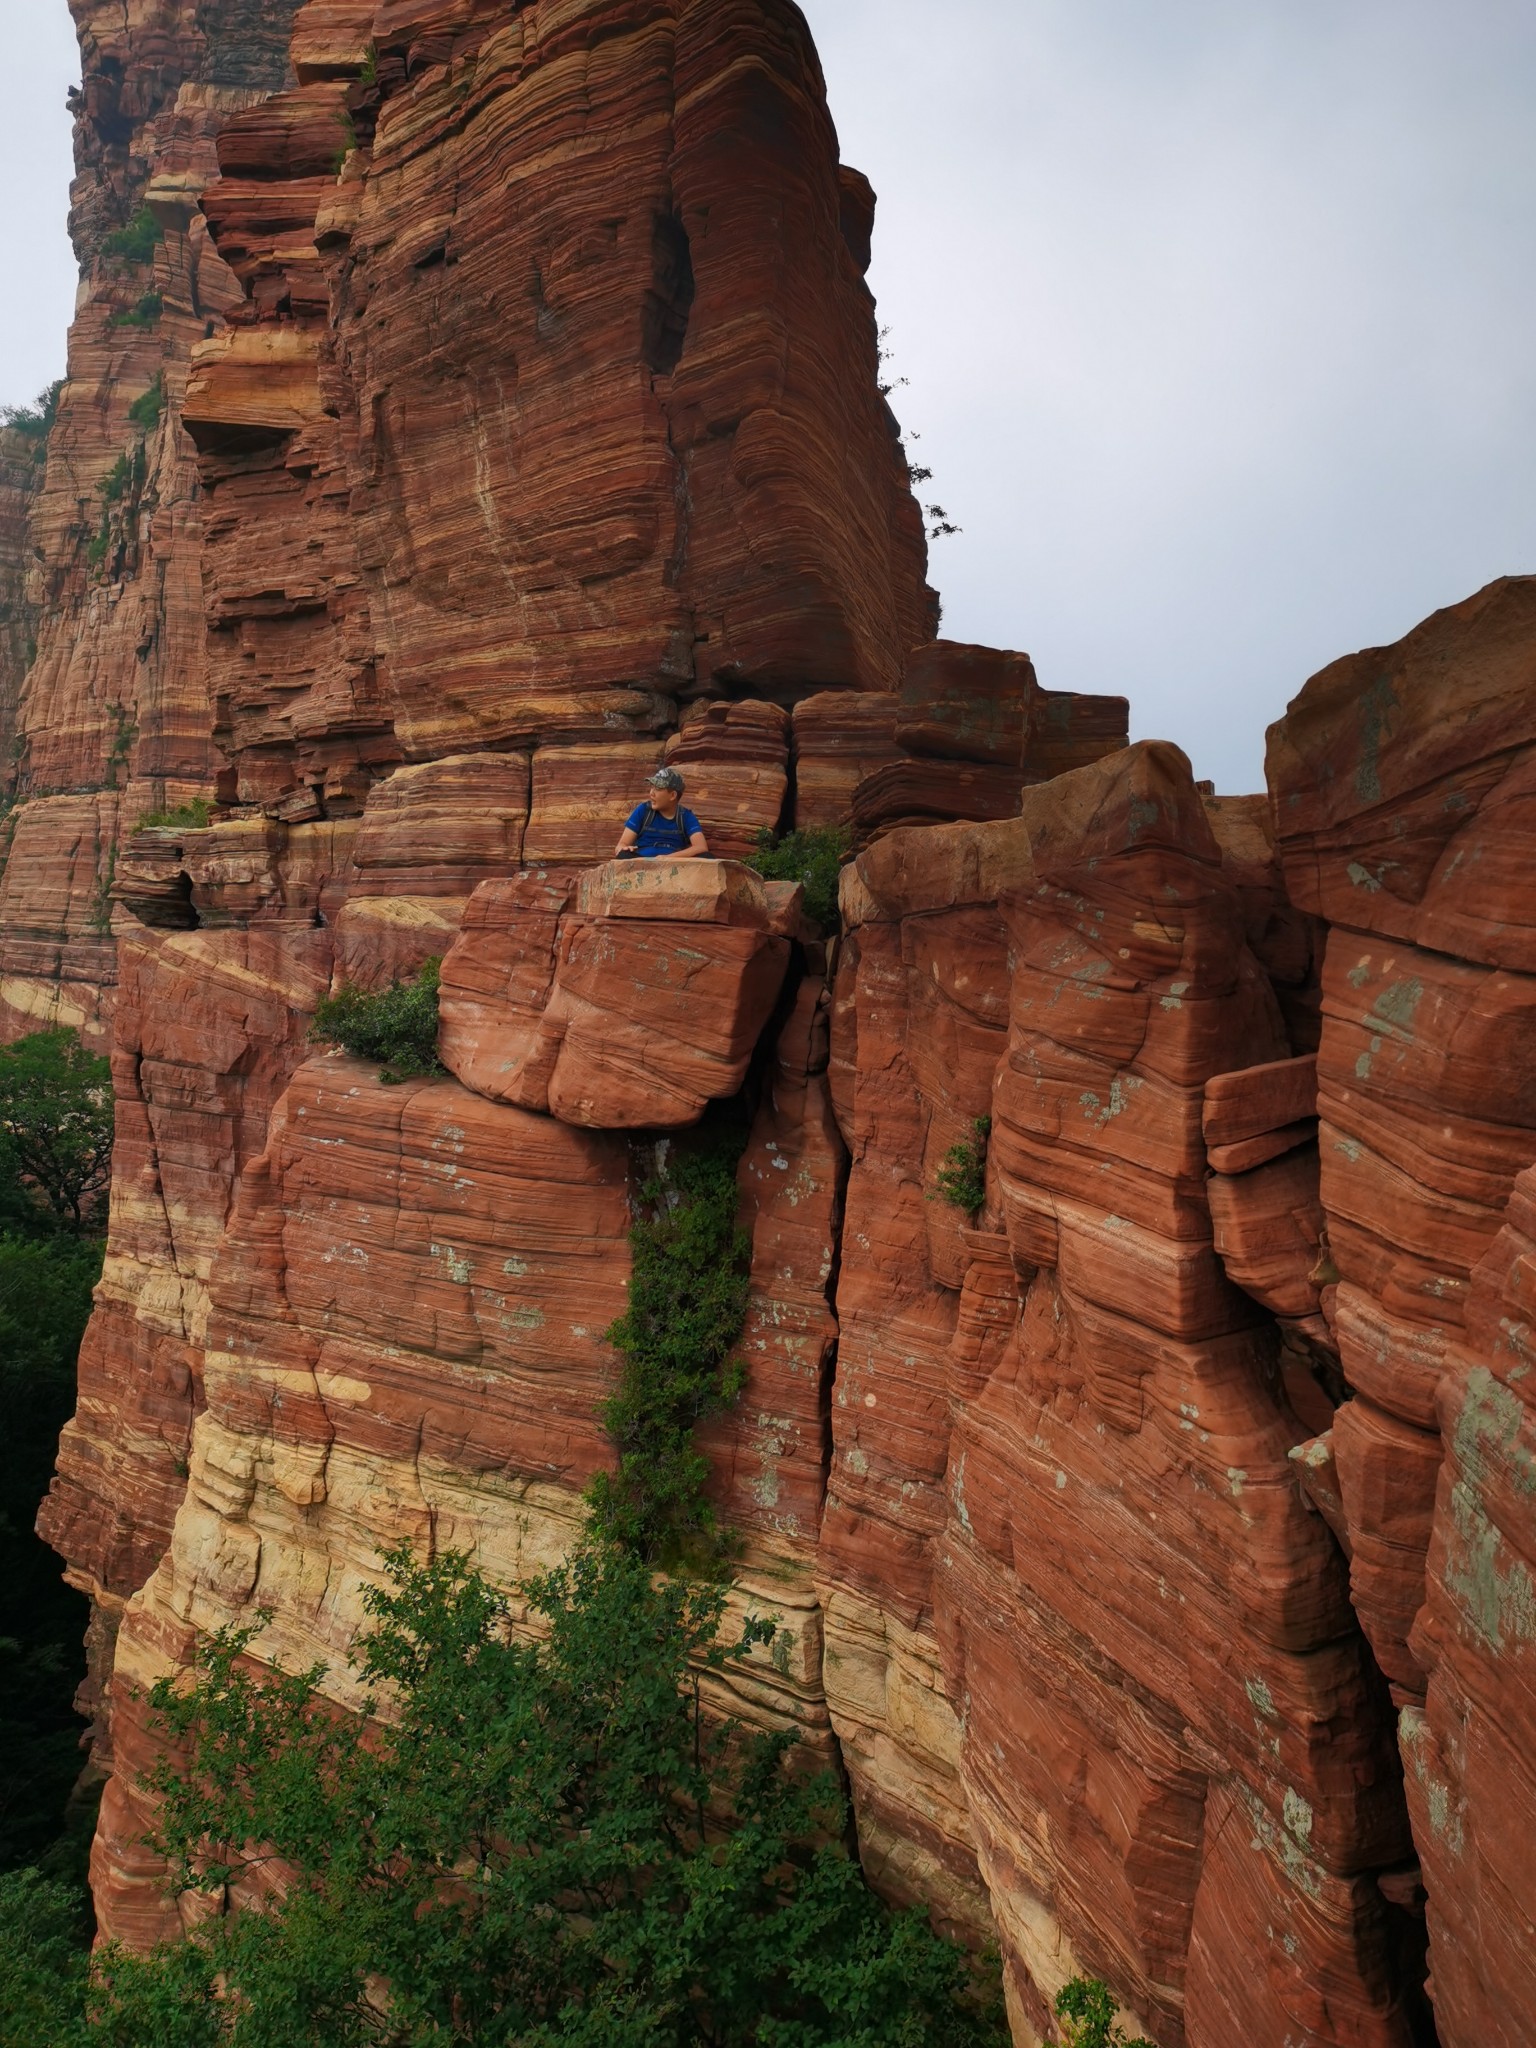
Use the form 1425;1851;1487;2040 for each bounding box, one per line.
821;744;1416;2046
0;0;308;1045
1267;575;1536;2048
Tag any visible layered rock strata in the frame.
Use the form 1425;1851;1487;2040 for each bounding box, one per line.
820;744;1414;2046
0;0;307;1042
11;3;1536;2045
1267;577;1536;2048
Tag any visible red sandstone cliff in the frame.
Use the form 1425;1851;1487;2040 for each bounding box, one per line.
8;2;1534;2044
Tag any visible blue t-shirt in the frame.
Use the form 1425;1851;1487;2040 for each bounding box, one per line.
625;802;702;857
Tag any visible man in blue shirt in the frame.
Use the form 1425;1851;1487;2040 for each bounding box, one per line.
614;766;709;861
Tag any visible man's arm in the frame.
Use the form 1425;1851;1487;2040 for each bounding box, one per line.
614;825;640;854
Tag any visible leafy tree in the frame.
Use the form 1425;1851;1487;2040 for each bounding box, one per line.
0;1231;104;1870
1053;1976;1155;2048
1;381;63;444
0;1542;1008;2044
743;827;849;934
0;1868;90;2046
0;1029;114;1233
587;1129;751;1570
311;958;445;1084
933;1117;991;1216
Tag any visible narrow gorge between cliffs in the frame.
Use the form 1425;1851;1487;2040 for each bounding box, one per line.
0;3;1531;2043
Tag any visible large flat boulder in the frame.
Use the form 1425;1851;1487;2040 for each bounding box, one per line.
439;858;795;1128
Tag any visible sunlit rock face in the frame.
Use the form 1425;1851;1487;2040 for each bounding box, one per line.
14;4;1536;2044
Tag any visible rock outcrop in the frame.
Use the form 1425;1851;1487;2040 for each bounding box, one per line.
6;4;1534;2045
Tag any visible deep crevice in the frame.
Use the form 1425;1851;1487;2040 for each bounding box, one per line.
642;211;695;377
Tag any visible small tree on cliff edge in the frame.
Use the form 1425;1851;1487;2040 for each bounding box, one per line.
0;1541;1008;2044
0;1029;113;1234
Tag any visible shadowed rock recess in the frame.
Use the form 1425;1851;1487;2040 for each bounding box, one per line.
5;2;1531;2042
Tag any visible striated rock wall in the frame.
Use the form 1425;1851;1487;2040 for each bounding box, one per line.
0;0;308;1043
15;3;1536;2045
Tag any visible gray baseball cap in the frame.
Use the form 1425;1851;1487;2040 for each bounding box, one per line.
647;766;685;793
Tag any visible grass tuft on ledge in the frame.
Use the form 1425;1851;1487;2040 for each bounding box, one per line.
310;959;444;1085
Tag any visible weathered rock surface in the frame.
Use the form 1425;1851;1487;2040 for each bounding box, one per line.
0;425;45;777
822;744;1416;2045
438;859;794;1129
1266;575;1536;2048
0;0;309;1035
13;5;1536;2044
184;0;935;815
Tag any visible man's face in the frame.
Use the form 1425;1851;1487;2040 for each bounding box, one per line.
648;783;681;815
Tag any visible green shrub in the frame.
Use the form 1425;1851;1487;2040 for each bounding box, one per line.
98;453;133;504
743;824;850;933
310;959;444;1083
934;1115;991;1215
109;290;163;330
127;373;163;432
1054;1976;1155;2048
101;205;162;266
86;520;111;572
1;383;62;443
0;1543;1010;2043
135;797;211;832
586;1127;751;1570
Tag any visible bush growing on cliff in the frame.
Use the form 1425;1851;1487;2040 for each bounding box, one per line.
99;452;134;505
101;205;163;266
933;1116;991;1216
1;381;62;444
1053;1976;1155;2048
587;1126;751;1570
310;959;445;1083
127;373;165;433
110;290;163;331
743;825;850;933
0;1541;1008;2044
136;797;212;832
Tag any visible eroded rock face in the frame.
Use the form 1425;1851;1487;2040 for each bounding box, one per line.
438;860;796;1129
821;746;1415;2046
14;4;1536;2044
1266;575;1536;2048
184;0;935;814
1;0;311;1042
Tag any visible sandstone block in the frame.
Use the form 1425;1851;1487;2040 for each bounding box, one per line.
896;640;1039;766
439;862;791;1129
790;691;902;831
346;753;529;897
663;699;789;859
525;744;660;867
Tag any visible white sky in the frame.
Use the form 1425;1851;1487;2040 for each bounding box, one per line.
4;0;1535;790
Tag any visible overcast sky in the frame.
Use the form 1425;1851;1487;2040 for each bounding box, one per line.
4;1;1535;790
